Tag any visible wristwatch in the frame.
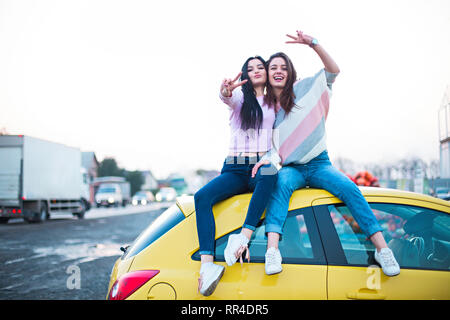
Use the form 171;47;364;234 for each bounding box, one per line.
309;38;318;48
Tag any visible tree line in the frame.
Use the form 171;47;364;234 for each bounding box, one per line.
97;158;144;196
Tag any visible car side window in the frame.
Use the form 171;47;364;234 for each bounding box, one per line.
192;207;326;264
329;203;450;271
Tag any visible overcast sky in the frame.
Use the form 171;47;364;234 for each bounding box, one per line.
1;0;449;179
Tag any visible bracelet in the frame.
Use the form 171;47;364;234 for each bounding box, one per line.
309;38;318;48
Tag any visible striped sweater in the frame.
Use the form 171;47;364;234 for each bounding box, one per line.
263;68;338;166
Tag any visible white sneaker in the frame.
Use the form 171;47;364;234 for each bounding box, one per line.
374;248;400;277
198;263;225;296
265;247;282;275
224;233;249;266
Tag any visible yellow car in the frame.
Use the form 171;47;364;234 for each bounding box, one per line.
107;187;450;300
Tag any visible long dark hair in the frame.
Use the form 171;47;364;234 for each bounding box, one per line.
239;56;267;132
264;52;297;114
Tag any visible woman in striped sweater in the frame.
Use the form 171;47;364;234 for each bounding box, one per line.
252;30;400;277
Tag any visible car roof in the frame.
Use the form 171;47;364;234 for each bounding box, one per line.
176;187;450;218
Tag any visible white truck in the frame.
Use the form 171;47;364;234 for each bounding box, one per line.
94;177;130;208
0;135;90;223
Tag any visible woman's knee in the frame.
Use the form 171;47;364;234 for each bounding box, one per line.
273;176;297;197
258;163;278;178
277;168;292;183
334;178;363;201
258;165;278;184
278;168;303;189
194;185;212;207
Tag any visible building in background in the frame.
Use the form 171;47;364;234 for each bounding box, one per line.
141;170;158;192
438;85;450;178
81;151;99;203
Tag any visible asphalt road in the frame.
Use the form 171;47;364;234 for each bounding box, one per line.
0;204;170;300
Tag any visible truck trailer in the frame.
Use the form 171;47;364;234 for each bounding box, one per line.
0;135;90;223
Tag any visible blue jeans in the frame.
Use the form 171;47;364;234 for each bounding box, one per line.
195;156;278;256
265;150;382;237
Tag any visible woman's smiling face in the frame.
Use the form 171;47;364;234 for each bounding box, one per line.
268;57;288;89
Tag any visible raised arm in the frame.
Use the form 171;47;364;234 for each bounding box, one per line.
286;30;340;74
220;71;248;97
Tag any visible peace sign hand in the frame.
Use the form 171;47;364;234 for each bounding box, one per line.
285;30;314;46
221;72;248;97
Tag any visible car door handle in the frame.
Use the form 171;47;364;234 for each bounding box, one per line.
346;291;386;300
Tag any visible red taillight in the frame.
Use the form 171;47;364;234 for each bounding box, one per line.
108;270;159;300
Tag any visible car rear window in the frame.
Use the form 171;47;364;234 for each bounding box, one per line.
123;204;185;259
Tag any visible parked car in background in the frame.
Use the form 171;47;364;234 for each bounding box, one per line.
435;187;450;201
155;187;177;202
107;187;450;300
132;191;155;206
